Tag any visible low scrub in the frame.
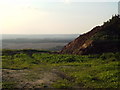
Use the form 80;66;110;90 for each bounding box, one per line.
2;49;120;88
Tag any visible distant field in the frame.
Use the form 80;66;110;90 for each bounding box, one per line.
1;34;79;50
2;42;66;50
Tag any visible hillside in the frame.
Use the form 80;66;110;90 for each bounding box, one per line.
60;15;120;55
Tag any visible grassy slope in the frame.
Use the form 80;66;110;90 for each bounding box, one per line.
2;49;120;88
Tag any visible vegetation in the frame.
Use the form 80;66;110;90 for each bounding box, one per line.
91;15;120;41
2;49;120;88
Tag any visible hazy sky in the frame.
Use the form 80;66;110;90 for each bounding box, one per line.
0;0;118;34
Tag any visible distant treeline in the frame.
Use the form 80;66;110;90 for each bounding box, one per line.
2;38;74;43
2;34;79;40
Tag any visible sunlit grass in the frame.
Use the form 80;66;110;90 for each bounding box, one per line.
2;49;120;88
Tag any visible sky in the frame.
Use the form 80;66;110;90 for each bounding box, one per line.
0;0;119;34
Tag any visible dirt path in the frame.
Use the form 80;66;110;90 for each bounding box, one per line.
2;68;73;88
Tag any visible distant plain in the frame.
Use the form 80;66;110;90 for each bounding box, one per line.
1;34;79;50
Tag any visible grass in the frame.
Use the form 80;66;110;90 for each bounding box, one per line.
2;49;120;88
2;82;16;89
